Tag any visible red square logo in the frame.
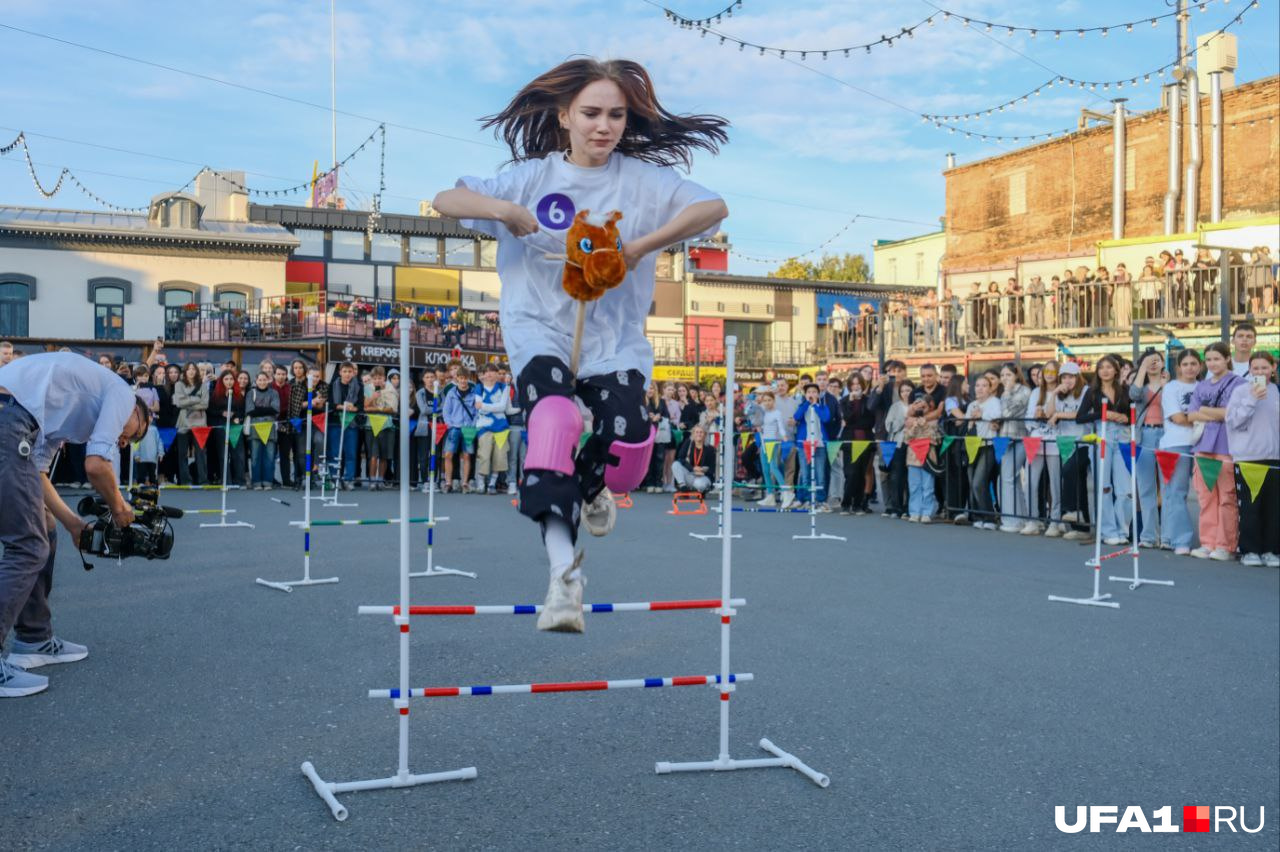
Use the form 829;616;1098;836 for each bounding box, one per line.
1183;805;1211;833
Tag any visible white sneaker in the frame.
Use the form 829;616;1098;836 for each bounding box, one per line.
5;636;88;670
419;483;429;494
953;513;969;524
1063;529;1089;541
1209;548;1233;562
1044;523;1063;538
1189;547;1212;559
919;515;932;525
1020;521;1044;536
780;493;795;510
0;656;47;698
507;483;518;495
537;553;585;633
1060;511;1080;523
999;523;1022;534
756;494;777;508
1175;547;1191;556
582;488;617;537
1240;553;1264;567
1103;537;1128;547
1263;553;1280;568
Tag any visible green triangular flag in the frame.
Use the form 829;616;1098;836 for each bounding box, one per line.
1056;436;1077;459
1196;456;1224;492
228;423;244;447
826;441;843;466
461;425;478;444
672;428;684;446
340;410;356;429
940;435;955;456
578;431;591;450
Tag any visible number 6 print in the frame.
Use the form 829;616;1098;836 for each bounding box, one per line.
536;193;576;230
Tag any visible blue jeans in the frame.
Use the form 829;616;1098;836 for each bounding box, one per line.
327;425;358;481
796;446;827;503
250;437;276;486
1159;444;1195;549
761;447;784;495
908;465;938;518
1134;425;1164;545
1099;424;1134;540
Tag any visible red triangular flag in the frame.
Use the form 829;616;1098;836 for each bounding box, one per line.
909;438;932;465
311;413;327;433
803;440;814;463
1022;436;1042;463
435;422;448;443
1154;449;1180;485
190;426;212;449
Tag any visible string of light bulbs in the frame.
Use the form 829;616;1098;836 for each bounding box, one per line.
922;1;1258;123
664;0;742;28
725;213;862;265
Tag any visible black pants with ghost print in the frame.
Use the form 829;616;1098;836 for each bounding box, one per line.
516;355;650;544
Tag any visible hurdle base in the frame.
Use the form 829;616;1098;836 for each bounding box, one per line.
321;499;360;508
792;533;848;542
1108;574;1175;590
656;738;829;788
256;576;340;593
1047;593;1119;609
408;565;478;580
689;533;742;541
301;760;476;822
200;519;255;529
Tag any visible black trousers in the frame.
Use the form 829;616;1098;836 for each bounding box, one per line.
883;447;907;516
516;355;649;544
1236;458;1280;556
968;446;996;520
842;443;871;511
276;426;296;485
1060;448;1092;530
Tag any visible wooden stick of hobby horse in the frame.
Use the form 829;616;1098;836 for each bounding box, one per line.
546;252;587;375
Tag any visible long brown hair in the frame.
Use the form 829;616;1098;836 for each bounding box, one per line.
481;58;729;168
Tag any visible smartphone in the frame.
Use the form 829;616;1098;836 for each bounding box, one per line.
1252;375;1267;390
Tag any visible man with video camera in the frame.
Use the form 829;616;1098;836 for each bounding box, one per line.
0;352;151;698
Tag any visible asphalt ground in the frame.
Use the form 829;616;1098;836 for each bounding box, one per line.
2;487;1277;851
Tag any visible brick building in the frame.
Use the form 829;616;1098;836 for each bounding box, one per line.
942;74;1279;282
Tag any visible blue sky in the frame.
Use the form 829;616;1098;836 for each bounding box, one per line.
2;0;1277;275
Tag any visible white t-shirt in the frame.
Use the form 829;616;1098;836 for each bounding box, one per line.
458;152;721;381
1231;359;1250;377
966;396;1002;439
1160;379;1197;448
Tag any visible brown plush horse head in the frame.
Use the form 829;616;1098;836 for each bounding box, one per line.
562;209;626;301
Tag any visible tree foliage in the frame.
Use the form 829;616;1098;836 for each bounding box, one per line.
769;252;870;283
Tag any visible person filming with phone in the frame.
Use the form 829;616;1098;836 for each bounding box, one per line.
0;352;151;698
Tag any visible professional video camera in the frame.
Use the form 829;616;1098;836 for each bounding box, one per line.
76;486;182;568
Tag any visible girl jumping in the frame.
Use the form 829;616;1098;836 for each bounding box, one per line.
433;58;728;633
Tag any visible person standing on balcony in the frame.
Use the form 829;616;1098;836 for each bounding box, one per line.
1026;275;1045;330
1005;278;1024;336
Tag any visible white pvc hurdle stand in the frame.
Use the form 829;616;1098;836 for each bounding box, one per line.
658;335;829;785
258;378;340;592
1049;403;1118;609
1109;408;1174;591
690;456;741;543
307;402;332;503
410;382;474;580
792;440;846;543
302;322;475;820
200;392;254;529
323;399;359;509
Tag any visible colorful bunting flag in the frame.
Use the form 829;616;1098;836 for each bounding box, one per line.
940;435;955;457
802;440;814;463
849;440;871;463
368;414;390;437
190;426;212;449
1120;443;1144;474
964;436;982;464
311;413;327;433
909;438;931;465
1022;436;1042;463
253;422;274;443
826;441;842;466
228;423;243;448
435;422;448;443
991;436;1009;465
764;440;778;463
1196;456;1223;492
290;418;304;430
879;441;897;466
408;419;418;435
461;425;478;444
494;430;510;451
1154;449;1180;484
1056;436;1078;460
340;410;356;429
672;428;684;446
740;432;752;451
1237;461;1271;502
157;427;177;450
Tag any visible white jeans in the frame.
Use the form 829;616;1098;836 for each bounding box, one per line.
671;461;711;494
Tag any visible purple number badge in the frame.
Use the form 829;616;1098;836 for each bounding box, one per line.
535;193;575;230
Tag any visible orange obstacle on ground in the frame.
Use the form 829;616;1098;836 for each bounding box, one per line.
669;492;707;516
613;492;634;509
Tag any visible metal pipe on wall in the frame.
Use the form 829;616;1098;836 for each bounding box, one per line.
1183;73;1202;232
1162;84;1182;235
1112;99;1127;240
1210;71;1223;223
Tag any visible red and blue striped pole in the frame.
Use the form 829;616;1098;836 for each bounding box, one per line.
370;673;752;700
358;598;747;617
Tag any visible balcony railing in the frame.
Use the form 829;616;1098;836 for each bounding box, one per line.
165;290;506;352
648;332;821;368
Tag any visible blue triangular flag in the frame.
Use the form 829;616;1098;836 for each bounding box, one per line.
409;419;418;434
780;441;795;462
991;436;1010;465
157;427;177;450
290;418;304;429
879;441;897;466
1121;443;1143;474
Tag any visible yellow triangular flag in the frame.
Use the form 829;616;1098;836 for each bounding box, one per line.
849;440;870;462
765;440;778;462
253;421;274;443
368;414;389;436
964;435;982;464
494;429;509;450
1237;461;1270;503
740;432;751;451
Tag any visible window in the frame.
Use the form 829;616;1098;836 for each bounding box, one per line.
479;240;497;268
887;258;897;283
293;228;325;257
93;286;125;340
409;236;439;265
215;288;249;310
0;278;33;337
716;302;725;312
444;237;475;267
331;230;365;261
370;233;402;263
161;286;196;339
1008;171;1027;216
